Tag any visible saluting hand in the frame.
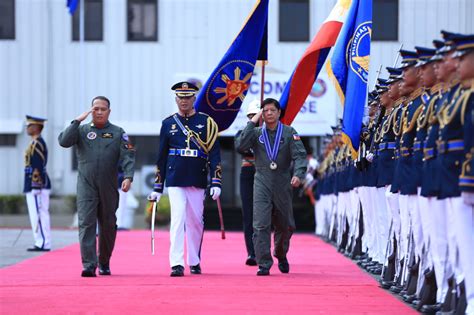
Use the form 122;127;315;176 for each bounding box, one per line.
121;178;132;192
250;109;263;125
290;176;301;188
75;110;92;122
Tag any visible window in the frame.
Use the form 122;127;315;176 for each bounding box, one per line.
0;0;15;40
127;0;158;41
279;0;309;42
372;0;398;41
72;0;103;41
0;134;16;146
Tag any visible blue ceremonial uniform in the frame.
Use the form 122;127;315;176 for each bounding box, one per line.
437;84;464;199
24;136;51;193
399;89;424;195
24;115;52;251
460;88;474;191
420;85;450;197
376;109;398;187
154;112;222;192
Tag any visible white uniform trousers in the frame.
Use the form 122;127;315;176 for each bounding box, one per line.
368;186;380;260
347;189;360;248
398;194;411;269
168;187;205;268
358;186;375;256
25;190;51;249
315;195;327;236
428;198;450;303
417;195;435;281
448;197;474;313
116;190;135;229
375;187;390;263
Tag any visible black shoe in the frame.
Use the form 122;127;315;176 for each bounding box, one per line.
99;263;111;276
420;303;441;313
245;255;257;266
27;246;50;252
278;258;290;274
81;268;96;277
257;266;270;276
170;265;184;277
190;264;201;275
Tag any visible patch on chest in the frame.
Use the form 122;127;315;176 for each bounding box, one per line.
196;124;205;129
102;132;113;138
87;132;97;140
258;135;284;144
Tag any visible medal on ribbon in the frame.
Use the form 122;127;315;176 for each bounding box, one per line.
262;122;283;170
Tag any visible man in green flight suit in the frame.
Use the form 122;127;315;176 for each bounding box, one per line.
236;98;307;276
58;96;135;277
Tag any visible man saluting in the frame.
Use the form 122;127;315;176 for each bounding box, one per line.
236;98;307;276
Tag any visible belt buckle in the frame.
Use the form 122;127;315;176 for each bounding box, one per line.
183;149;197;157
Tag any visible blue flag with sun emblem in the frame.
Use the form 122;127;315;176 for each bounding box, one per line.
326;0;372;157
194;0;269;132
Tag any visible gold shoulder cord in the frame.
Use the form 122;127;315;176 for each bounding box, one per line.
393;106;406;136
439;86;464;128
404;104;423;133
460;88;473;126
185;117;219;154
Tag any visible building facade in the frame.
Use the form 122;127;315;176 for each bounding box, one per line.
0;0;473;201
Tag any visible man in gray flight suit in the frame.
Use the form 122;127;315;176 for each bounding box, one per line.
58;96;135;277
236;98;307;276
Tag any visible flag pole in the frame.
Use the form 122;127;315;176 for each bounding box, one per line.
79;0;85;108
260;62;265;105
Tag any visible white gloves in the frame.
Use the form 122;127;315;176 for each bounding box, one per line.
32;189;42;196
366;152;374;162
305;173;314;184
147;191;162;203
210;187;221;200
462;192;474;206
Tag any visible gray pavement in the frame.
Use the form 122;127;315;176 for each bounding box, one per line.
0;213;152;269
0;229;78;268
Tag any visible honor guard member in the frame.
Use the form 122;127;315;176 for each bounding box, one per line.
58;96;136;277
235;98;307;276
450;33;474;315
24;115;51;252
148;82;222;277
235;100;260;266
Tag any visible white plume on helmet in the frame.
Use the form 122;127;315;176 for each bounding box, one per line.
246;99;261;116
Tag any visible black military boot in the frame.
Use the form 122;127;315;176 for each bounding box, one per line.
257;266;270;276
81;267;96;277
170;265;184;277
190;264;201;275
99;263;111;276
278;258;290;274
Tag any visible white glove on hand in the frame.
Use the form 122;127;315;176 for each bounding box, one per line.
147;191;162;202
462;192;474;206
32;189;42;196
210;187;221;200
305;173;314;184
366;152;374;163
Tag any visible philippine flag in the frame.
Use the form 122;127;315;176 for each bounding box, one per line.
279;0;351;125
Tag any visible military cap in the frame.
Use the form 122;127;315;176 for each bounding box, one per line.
171;81;199;97
399;49;418;69
25;115;47;126
437;30;462;54
430;39;446;62
415;46;437;66
386;66;403;83
452;34;474;58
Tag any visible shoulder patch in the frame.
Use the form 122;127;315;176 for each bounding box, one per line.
122;133;129;141
293;134;301;141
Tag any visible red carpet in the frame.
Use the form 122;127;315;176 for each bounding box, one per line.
0;231;416;314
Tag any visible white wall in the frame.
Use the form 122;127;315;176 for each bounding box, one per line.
0;0;472;195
